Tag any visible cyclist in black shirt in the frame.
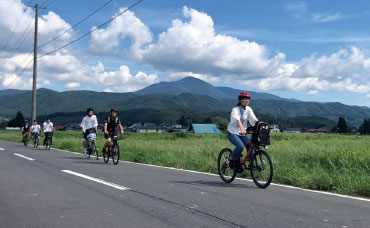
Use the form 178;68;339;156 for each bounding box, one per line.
102;108;124;155
21;120;30;142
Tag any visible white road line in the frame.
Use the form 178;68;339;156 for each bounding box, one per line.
13;153;35;161
0;148;5;150
61;170;130;191
54;148;370;202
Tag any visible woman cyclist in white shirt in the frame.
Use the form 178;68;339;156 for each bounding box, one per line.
227;91;259;173
80;108;98;153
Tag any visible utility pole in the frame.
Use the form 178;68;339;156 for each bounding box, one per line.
29;4;45;122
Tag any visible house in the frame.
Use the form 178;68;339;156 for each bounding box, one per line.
125;123;141;132
283;128;302;133
269;124;280;133
189;124;222;134
170;124;188;132
136;125;166;133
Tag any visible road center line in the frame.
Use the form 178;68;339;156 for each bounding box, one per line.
61;170;130;191
0;148;5;150
14;153;35;161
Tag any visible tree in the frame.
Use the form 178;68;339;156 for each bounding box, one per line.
204;117;213;124
359;119;370;135
7;111;25;127
216;120;229;132
178;115;188;126
337;116;348;133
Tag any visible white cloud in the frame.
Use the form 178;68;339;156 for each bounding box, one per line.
0;0;73;55
98;65;158;92
168;72;220;83
312;13;344;23
366;94;370;98
135;6;285;79
89;8;152;58
307;90;318;95
65;82;80;88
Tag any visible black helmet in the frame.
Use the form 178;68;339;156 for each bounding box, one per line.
24;120;29;123
110;107;117;113
86;108;94;114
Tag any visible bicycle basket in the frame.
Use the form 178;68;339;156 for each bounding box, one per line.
87;133;96;141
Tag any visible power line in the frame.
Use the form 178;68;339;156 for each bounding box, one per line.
38;0;143;59
0;0;34;55
38;0;113;50
0;5;49;66
2;58;34;90
2;0;144;90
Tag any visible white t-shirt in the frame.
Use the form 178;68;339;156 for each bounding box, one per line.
43;122;54;132
80;115;98;132
227;106;257;135
32;124;41;133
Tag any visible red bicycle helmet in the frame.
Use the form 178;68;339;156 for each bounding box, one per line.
238;91;251;99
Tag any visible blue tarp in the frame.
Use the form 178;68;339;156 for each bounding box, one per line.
191;124;222;134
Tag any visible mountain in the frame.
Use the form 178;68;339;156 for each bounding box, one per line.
135;76;295;101
0;88;369;126
0;89;28;96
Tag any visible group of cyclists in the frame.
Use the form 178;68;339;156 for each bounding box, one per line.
21;118;54;147
20;92;259;173
80;107;124;156
22;107;125;155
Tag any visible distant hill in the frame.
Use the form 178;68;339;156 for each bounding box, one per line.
0;88;369;126
135;76;295;101
0;89;28;96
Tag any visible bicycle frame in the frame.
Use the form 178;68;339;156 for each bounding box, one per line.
240;142;254;165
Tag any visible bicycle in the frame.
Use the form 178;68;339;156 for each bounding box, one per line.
84;133;98;160
44;133;52;150
218;129;273;188
103;134;120;165
22;132;29;146
32;133;39;149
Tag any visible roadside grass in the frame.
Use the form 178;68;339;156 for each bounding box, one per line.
0;130;369;197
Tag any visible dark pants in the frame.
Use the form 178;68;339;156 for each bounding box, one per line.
227;131;253;160
44;132;53;145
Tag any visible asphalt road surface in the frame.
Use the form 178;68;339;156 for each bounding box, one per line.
0;140;369;228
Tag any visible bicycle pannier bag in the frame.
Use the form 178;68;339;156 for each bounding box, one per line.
252;122;270;146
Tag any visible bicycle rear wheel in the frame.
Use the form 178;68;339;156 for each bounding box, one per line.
112;144;120;165
218;148;236;183
250;150;273;188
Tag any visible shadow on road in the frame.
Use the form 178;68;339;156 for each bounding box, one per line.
169;179;256;189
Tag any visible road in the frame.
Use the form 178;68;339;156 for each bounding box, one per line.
0;140;369;228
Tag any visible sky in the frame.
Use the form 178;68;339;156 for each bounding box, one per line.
1;0;370;107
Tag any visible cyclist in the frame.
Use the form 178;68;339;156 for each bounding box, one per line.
43;117;55;146
21;120;30;142
227;91;258;172
31;120;41;146
80;108;98;153
102;108;124;155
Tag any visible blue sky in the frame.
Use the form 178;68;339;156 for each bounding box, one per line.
1;0;370;107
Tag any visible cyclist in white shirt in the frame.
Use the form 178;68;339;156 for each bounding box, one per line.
227;91;258;173
31;120;41;145
43;118;55;146
80;108;98;153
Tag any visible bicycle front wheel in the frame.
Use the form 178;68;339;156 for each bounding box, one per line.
112;144;120;165
218;148;236;183
250;150;273;188
103;147;109;163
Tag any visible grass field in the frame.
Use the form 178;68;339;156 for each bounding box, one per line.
0;130;369;197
